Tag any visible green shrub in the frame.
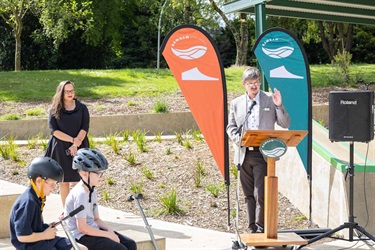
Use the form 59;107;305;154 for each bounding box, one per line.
166;147;171;155
0;113;20;120
133;130;147;152
106;178;115;185
332;49;352;85
183;140;192;149
230;164;238;179
192;130;203;142
25;108;45;117
142;167;154;179
104;133;121;154
87;134;97;149
194;160;206;187
153;99;169;113
0;135;19;161
175;132;183;145
154;132;162;143
130;181;143;194
205;182;225;198
158;188;183;215
103;190;110;201
127;101;137;106
125;152;137;165
122;130;130;142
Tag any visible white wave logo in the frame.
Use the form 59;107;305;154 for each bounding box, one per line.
172;46;207;60
262;46;294;59
261;147;286;158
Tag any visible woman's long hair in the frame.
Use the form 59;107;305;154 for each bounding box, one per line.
50;80;75;119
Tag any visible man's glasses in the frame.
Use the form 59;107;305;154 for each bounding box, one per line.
245;81;261;86
91;171;105;178
64;89;75;94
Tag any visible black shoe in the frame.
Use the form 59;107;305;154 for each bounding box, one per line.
249;228;256;234
249;224;258;233
256;224;264;233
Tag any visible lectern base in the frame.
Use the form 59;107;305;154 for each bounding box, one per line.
240;232;307;247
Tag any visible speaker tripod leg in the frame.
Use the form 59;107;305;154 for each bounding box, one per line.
354;225;375;242
304;223;348;246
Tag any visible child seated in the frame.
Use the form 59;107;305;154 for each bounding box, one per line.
9;156;87;250
64;148;137;250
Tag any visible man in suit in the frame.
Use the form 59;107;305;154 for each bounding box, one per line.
226;67;290;233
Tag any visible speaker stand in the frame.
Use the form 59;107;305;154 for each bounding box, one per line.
297;142;375;249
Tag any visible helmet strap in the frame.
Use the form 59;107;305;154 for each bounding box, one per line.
82;174;95;203
30;179;46;212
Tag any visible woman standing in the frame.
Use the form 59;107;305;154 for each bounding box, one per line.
45;80;90;208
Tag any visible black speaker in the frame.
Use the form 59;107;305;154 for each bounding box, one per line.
329;90;374;142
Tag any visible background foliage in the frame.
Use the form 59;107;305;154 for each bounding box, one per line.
0;0;374;71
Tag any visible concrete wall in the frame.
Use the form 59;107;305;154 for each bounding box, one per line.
0;112;199;139
312;104;329;128
0;106;328;139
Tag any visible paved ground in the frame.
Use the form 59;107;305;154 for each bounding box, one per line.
1;180;374;250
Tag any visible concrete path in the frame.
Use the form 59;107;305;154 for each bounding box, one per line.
1;180;374;250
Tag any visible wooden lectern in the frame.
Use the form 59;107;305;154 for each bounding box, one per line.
240;130;308;247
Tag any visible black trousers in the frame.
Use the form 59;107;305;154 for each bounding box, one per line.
77;231;137;250
240;150;267;229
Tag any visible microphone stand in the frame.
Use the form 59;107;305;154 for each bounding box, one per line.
61;220;80;250
232;105;254;250
128;194;160;250
53;205;84;250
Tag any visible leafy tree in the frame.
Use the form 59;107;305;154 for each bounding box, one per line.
0;16;14;71
212;17;256;67
304;21;354;62
163;0;219;28
0;0;36;71
213;26;236;67
266;17;329;64
209;0;249;66
351;25;375;64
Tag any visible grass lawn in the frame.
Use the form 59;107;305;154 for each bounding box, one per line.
0;64;374;102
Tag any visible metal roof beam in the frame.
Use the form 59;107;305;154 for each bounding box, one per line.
267;9;375;25
224;0;375;25
224;0;269;14
269;0;375;16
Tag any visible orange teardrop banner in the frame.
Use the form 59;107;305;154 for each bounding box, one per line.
161;25;229;184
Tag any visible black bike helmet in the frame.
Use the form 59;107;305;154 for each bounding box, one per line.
73;148;108;172
27;156;64;182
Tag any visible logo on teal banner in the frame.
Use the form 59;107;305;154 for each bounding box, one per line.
260;138;287;158
261;38;304;79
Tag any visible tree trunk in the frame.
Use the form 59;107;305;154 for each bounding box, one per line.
317;21;354;62
236;13;248;66
15;31;22;71
345;24;354;51
14;8;23;71
209;0;248;66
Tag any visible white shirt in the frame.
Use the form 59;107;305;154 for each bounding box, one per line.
65;181;100;240
246;92;260;130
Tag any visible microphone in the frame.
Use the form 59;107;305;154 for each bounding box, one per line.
235;101;257;134
248;100;257;113
52;205;84;227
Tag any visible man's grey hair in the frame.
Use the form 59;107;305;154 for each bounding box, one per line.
242;67;260;82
